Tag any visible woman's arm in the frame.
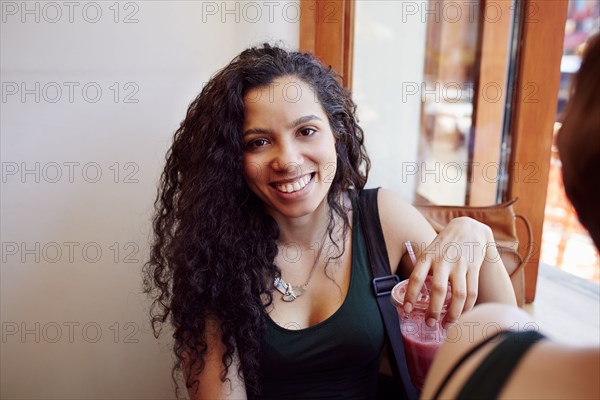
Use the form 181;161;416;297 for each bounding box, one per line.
183;318;247;400
472;238;516;305
377;188;515;326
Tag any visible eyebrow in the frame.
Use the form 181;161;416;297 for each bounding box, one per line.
243;114;323;137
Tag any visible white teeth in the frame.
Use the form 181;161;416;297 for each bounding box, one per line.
275;174;312;193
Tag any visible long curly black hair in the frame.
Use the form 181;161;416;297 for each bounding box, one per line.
142;43;371;397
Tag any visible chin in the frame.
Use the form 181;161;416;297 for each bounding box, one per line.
271;190;331;219
268;200;321;219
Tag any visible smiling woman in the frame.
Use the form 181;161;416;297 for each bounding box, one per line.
143;43;516;400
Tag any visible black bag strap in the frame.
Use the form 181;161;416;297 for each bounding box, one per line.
357;188;418;400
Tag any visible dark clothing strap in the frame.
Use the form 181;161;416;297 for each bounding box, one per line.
433;329;546;399
358;188;419;400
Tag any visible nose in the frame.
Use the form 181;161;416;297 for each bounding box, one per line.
270;140;305;175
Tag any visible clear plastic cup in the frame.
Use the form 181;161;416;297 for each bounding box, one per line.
391;276;452;390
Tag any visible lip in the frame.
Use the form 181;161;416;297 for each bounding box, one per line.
270;173;313;186
269;172;315;199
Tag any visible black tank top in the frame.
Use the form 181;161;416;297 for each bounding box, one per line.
256;193;386;399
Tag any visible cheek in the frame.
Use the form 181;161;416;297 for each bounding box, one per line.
243;157;263;185
323;137;339;167
316;144;338;184
321;145;337;166
321;162;337;185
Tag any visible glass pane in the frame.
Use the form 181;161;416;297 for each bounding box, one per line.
352;1;427;203
353;0;516;206
541;0;600;283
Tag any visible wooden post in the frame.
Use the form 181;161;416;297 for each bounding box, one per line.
508;0;568;302
300;0;354;89
468;0;513;206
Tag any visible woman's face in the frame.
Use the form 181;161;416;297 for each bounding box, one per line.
242;76;338;220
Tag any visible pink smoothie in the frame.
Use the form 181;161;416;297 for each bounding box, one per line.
400;312;447;389
391;276;452;390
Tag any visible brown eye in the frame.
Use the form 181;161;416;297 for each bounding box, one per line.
246;138;269;148
298;128;316;137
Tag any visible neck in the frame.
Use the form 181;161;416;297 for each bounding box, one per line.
272;197;333;249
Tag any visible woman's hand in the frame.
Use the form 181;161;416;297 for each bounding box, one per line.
402;217;497;327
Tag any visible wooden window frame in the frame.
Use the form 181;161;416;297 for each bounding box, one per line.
468;0;513;206
300;0;354;89
508;0;568;302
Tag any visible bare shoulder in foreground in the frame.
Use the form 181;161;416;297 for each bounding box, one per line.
422;303;600;399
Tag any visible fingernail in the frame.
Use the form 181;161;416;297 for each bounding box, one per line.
404;302;413;314
426;318;436;327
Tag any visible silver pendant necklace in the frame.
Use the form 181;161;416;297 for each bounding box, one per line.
274;227;328;302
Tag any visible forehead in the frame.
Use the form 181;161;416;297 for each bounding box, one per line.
243;76;327;127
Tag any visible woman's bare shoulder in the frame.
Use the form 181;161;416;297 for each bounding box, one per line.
376;188;436;245
361;188;435;273
422;303;600;399
421;304;534;398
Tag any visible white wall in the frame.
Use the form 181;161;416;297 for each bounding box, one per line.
0;1;298;398
353;0;427;202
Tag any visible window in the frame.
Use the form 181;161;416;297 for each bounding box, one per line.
353;1;515;206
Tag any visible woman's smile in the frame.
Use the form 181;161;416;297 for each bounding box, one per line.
271;172;314;194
